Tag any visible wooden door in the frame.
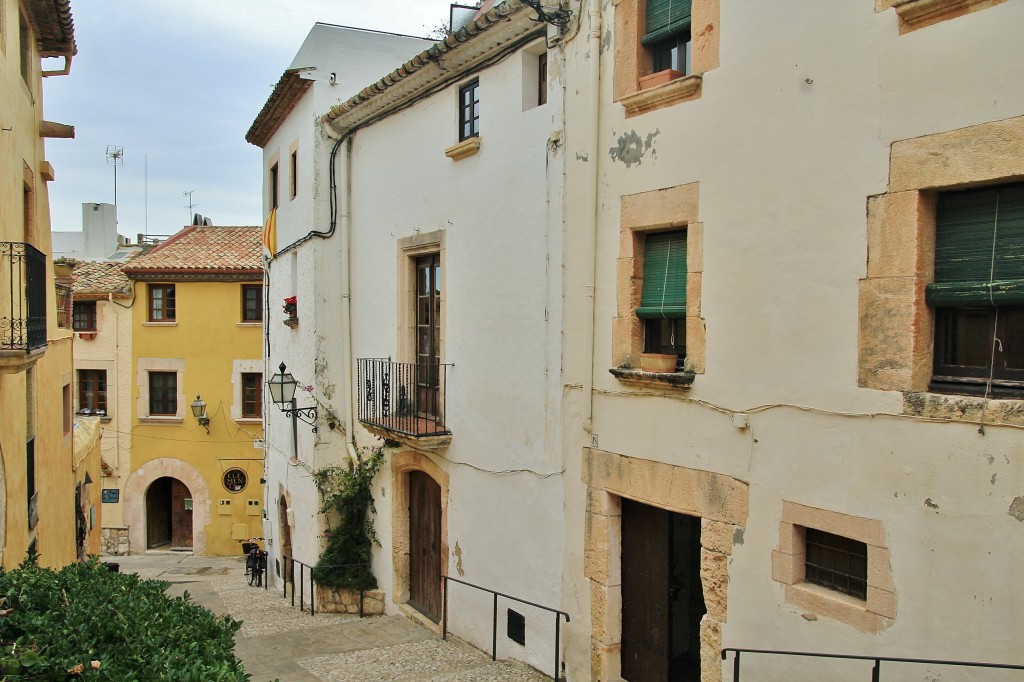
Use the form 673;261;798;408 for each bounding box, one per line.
146;478;171;549
408;471;442;622
621;499;671;681
415;254;441;419
170;479;193;548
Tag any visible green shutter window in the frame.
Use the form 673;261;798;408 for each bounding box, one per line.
926;183;1024;306
642;0;693;46
637;230;687;319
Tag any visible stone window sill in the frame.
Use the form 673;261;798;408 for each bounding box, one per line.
891;0;1006;33
236;417;263;424
445;137;481;161
620;74;702;118
138;416;183;424
609;366;695;389
237;322;262;328
143;322;177;327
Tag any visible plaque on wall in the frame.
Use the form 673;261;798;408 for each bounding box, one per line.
101;489;119;504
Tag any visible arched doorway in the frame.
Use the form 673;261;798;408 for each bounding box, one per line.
408;470;442;622
145;477;193;549
279;495;292;585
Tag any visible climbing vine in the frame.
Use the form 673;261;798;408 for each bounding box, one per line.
311;445;385;590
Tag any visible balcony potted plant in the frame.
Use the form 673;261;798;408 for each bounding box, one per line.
283;296;298;328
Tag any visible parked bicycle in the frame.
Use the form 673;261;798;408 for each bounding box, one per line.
240;538;267;587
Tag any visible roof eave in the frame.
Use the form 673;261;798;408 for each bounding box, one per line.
246;69;315;148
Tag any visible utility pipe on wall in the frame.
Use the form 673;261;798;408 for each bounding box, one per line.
582;0;601;434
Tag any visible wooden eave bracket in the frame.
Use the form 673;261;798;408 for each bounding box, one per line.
40;120;75;139
39;161;55;182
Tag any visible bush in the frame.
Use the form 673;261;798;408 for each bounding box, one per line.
0;556;247;680
311;446;384;591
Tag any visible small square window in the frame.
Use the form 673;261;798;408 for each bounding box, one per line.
242;284;263;322
73;301;97;331
459;79;480;142
804;528;868;600
149;371;177;416
148;284;176;322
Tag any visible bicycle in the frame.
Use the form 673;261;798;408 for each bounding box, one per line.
240;538;267;587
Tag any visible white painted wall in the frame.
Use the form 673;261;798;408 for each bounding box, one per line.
53;203;120;261
558;0;1024;679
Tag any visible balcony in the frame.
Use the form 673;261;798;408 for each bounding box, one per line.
357;358;452;451
1;242;47;373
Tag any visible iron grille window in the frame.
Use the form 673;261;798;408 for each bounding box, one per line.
149;371;177;415
78;369;107;414
148;284;176;322
242;284;262;322
459;79;480;141
804;528;867;600
73;301;97;331
242;372;262;418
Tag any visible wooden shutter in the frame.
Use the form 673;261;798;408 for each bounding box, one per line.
637;230;687;319
642;0;693;46
927;183;1024;306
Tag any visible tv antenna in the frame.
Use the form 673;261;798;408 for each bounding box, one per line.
183;189;198;221
105;145;124;206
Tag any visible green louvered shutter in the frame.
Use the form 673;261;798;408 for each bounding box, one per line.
926;183;1024;306
637;230;686;318
641;0;692;46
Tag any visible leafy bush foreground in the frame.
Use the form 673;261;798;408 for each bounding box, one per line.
0;556;248;681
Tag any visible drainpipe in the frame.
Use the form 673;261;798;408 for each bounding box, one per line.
582;0;601;434
324;124;360;463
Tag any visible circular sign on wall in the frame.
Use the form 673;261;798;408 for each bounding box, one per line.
223;468;247;493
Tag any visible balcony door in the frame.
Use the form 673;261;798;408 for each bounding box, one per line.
415;254;441;421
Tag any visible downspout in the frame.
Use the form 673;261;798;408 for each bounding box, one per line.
324;124;360;463
582;0;601;433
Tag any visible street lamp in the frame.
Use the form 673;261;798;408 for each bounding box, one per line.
190;395;209;434
268;362;318;466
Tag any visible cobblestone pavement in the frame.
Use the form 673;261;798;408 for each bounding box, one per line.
117;553;548;682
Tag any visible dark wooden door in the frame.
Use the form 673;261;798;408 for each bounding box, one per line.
170;479;193;548
621;499;671;681
621;499;707;681
408;471;442;622
146;478;171;549
415;254;441;419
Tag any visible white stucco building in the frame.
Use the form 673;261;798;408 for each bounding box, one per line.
53;203;140;262
252;0;1024;680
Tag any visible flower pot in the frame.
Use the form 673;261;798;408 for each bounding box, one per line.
283;317;299;329
639;69;684;90
78;332;97;340
639;352;677;373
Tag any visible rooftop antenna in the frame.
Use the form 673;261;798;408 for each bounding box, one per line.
183;190;197;223
105;145;124;206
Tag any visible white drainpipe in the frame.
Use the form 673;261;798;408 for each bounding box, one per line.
582;0;602;434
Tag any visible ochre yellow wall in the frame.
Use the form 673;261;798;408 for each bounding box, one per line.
129;278;264;555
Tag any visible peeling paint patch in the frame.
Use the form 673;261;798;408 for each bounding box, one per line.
576;151;589;162
732;527;745;546
609;129;659;167
1009;497;1024;522
992;473;998;485
601;28;612;53
984;453;995;464
924;498;939;509
454;540;465;576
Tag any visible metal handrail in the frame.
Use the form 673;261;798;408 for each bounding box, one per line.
1;241;47;352
282;555;371;617
356;357;452;437
722;647;1024;680
442;574;569;681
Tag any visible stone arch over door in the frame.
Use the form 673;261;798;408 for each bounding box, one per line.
391;450;449;622
124;458;211;554
278;490;293;585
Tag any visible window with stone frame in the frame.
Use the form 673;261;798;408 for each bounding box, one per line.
77;369;107;414
639;230;687;367
148;284;175;322
928;183;1024;397
241;372;262;418
148;371;177;415
643;0;692;78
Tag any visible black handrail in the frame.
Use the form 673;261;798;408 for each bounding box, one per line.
722;648;1024;680
442;574;569;681
357;358;452;437
1;241;47;352
282;555;371;618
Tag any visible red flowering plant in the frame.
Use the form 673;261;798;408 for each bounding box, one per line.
282;296;297;317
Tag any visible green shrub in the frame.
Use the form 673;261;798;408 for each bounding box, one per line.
311;446;384;591
0;556;247;681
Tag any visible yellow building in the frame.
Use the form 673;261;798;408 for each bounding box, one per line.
120;226;265;555
0;0;94;569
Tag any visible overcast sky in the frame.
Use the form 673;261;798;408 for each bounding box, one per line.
42;1;455;237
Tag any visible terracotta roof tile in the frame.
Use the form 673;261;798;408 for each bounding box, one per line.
71;261;131;297
122;226;262;278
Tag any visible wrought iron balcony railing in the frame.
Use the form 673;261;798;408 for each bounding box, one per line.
357;358;451;439
1;242;47;352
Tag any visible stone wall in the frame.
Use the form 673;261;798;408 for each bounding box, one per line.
314;586;385;616
101;526;130;556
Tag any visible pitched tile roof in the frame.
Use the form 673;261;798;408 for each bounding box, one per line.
121;226;263;279
246;69;314;148
24;0;76;58
71;261;132;298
